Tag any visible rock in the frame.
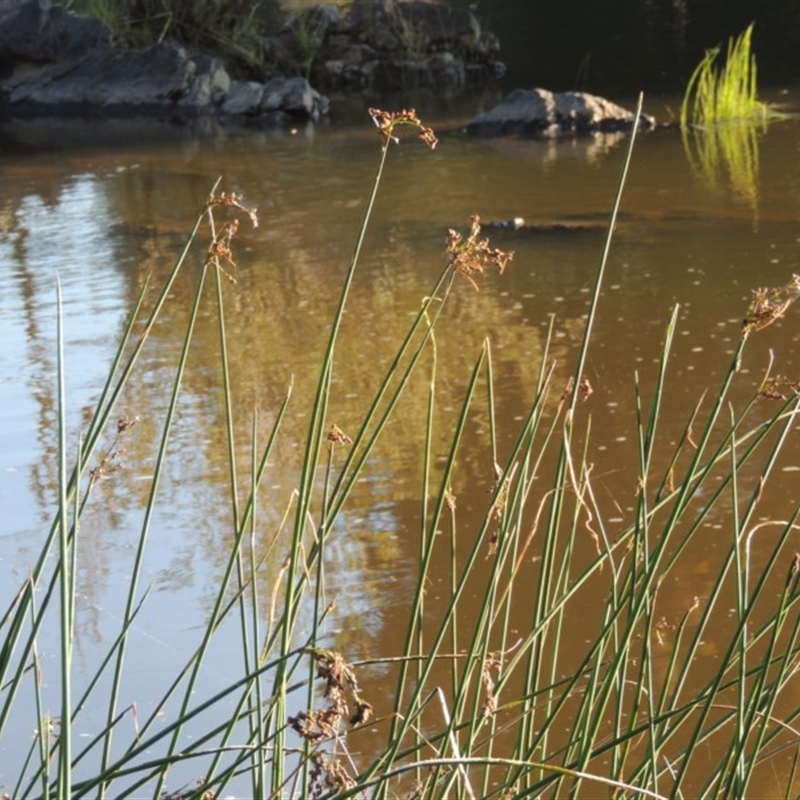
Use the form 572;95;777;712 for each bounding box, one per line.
263;0;504;92
424;51;465;88
220;80;265;115
349;0;488;57
180;54;230;107
465;88;656;137
0;0;329;122
8;40;193;108
0;0;112;63
260;76;329;120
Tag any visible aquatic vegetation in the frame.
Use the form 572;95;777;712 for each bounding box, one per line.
680;24;767;129
683;117;762;215
679;24;784;219
5;100;800;799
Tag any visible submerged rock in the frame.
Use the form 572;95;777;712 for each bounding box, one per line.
466;88;655;137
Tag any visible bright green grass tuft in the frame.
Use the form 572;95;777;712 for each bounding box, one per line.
680;24;770;128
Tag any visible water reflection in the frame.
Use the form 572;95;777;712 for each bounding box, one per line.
1;173;127;542
3;99;800;792
683;120;763;223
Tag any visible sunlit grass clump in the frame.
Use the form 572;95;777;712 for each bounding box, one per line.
679;25;784;219
680;24;769;129
5;100;800;799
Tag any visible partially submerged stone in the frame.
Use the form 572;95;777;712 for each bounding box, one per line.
466;88;655;137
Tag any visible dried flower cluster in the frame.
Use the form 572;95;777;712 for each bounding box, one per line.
204;190;259;229
446;215;514;291
369;107;438;149
203;189;259;283
288;648;373;743
758;374;800;401
308;752;356;797
288;649;373;797
88;415;140;490
327;423;353;446
742;274;800;335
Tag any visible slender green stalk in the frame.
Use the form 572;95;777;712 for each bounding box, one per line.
55;277;72;799
271;136;391;797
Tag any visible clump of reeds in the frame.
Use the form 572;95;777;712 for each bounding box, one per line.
5;98;800;799
679;25;783;220
680;24;767;129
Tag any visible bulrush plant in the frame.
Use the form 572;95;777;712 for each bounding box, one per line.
680;24;767;129
679;24;784;219
4;98;800;799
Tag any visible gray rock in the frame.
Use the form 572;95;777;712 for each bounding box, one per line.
9;41;192;108
0;0;329;122
221;81;265;115
273;0;503;92
180;54;230;107
0;0;112;63
424;52;465;89
260;76;329;120
466;88;655;137
349;0;488;57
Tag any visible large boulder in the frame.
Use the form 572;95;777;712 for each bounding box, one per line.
0;0;329;121
466;88;656;137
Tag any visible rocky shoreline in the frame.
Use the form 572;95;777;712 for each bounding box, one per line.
0;0;652;137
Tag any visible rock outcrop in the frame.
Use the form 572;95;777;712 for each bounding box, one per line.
466;88;656;137
265;0;504;92
0;0;328;121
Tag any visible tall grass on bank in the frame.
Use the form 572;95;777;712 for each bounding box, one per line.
63;0;280;71
4;98;800;798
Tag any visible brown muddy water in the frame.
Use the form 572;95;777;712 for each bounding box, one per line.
3;90;800;795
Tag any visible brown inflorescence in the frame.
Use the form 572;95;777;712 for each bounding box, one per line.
327;423;353;446
368;107;438;149
758;374;800;400
204;190;259;228
88;415;140;490
203;189;259;283
288;648;373;745
446;215;514;291
742;274;800;336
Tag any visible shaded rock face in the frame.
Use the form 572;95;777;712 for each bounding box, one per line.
0;0;328;121
465;88;656;137
271;0;504;92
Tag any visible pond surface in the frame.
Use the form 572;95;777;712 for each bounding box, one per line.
3;89;800;794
